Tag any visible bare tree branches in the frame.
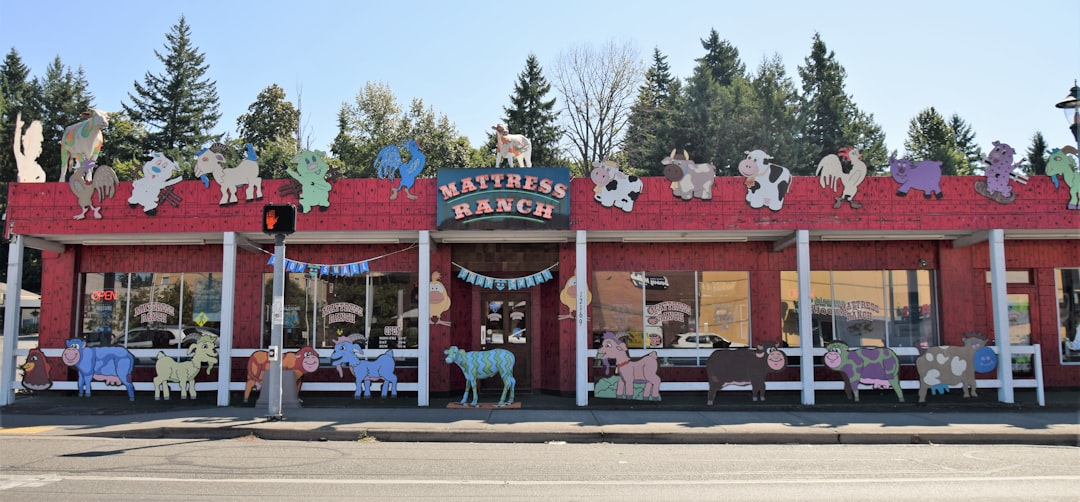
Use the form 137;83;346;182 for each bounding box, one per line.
553;40;643;171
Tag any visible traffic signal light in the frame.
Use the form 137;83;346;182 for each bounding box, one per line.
262;204;296;234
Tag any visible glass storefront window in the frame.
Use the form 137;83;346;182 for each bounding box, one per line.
261;271;418;350
1058;268;1080;364
780;270;939;350
80;272;222;350
590;270;751;351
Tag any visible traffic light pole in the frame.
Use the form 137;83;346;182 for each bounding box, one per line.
267;233;286;420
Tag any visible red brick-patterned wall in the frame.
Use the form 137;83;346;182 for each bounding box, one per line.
13;173;1079;390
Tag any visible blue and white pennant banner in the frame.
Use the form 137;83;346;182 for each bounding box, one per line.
455;265;555;291
268;255;370;277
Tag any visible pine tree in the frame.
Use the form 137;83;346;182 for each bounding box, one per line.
904;107;965;176
949;114;982;175
122;15;220;165
1026;131;1048;176
698;29;745;86
499;54;562;167
623;48;675;174
0;49;37;186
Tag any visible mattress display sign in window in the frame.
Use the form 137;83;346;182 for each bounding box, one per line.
436;168;571;230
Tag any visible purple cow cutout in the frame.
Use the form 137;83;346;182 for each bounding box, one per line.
889;154;943;199
61;338;136;400
823;341;904;402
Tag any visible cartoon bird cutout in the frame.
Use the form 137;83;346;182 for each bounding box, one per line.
558;275;591;320
69;159;119;220
374;139;426;200
429;271;452;326
19;347;53;391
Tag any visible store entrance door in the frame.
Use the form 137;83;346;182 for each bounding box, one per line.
478;292;531;392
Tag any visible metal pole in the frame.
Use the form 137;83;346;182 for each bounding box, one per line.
268;233;286;419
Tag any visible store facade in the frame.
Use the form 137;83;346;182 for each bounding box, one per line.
1;169;1077;407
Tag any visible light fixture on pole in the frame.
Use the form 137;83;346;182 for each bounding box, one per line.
1055;80;1080;149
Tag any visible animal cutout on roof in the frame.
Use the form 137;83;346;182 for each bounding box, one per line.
153;335;218;400
69;160;119;220
1046;146;1079;210
12;112;46;183
594;332;661;401
889;154;944;199
558;275;591;320
492;124;532;167
738;149;791;211
590;158;642;212
661;149;716;201
194;143;264;206
244;346;320;403
18;347;52;391
374;139;426;200
429;271;452;326
60;108;108;182
823;341;903;402
816;147;867;209
128;152;183;215
287;149;333;212
976;141;1027;204
705;343;787;403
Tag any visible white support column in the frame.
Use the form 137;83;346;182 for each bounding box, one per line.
797;230;815;405
988;229;1014;403
0;235;25;406
417;230;431;407
217;232;239;406
575;230;588;407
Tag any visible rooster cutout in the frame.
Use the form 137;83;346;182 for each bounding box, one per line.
816;147;867;209
375;139;426;200
69;160;119;219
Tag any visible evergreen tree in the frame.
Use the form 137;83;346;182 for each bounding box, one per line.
794;33;886;175
948;114;982;175
904;107;966;176
237;84;300;178
623;48;675;174
748;54;799;165
34;56;94;181
698;29;746;86
497;54;561;167
1026;131;1048;176
0;49;38;186
99;110;150;180
122;15;220;166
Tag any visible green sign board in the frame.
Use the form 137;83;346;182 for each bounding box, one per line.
436;168;571;230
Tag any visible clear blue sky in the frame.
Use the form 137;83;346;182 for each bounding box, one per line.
2;0;1078;165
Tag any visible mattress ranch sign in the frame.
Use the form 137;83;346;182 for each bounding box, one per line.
436;168;571;230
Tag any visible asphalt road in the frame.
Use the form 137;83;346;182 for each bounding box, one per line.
0;436;1077;500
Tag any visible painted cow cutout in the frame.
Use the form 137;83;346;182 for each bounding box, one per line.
60;108;108;181
823;341;903;402
661;149;716;201
915;333;995;404
243;346;320;402
591;159;642;212
706;343;787;403
739;149;791;211
62;338;135;400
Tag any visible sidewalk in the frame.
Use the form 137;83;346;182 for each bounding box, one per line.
2;390;1077;445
